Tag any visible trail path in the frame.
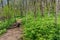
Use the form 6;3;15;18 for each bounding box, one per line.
0;27;23;40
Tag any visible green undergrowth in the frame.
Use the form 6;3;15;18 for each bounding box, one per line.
23;15;60;40
0;6;21;36
0;29;7;36
0;18;16;35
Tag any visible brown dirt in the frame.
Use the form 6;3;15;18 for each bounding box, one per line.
0;27;23;40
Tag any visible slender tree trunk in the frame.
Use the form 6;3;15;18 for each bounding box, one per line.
34;0;36;18
40;0;44;17
7;0;9;7
1;0;3;8
55;0;58;25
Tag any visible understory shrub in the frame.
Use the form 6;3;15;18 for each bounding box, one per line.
0;29;7;36
0;18;16;35
23;16;60;40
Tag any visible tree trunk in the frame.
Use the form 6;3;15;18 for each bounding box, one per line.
40;0;44;17
1;0;3;8
55;0;58;25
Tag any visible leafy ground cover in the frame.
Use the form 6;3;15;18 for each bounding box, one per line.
0;18;16;35
23;14;60;40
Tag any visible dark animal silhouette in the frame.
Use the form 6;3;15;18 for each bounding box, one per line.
9;19;22;29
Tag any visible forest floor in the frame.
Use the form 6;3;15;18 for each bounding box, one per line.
0;27;23;40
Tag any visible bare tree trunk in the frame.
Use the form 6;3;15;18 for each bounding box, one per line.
55;0;58;25
7;0;9;7
34;0;36;18
40;0;44;17
48;0;51;17
1;0;3;8
20;0;24;18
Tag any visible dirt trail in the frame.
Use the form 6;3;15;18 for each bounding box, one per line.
0;27;23;40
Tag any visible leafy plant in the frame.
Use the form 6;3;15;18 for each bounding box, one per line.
23;14;60;40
